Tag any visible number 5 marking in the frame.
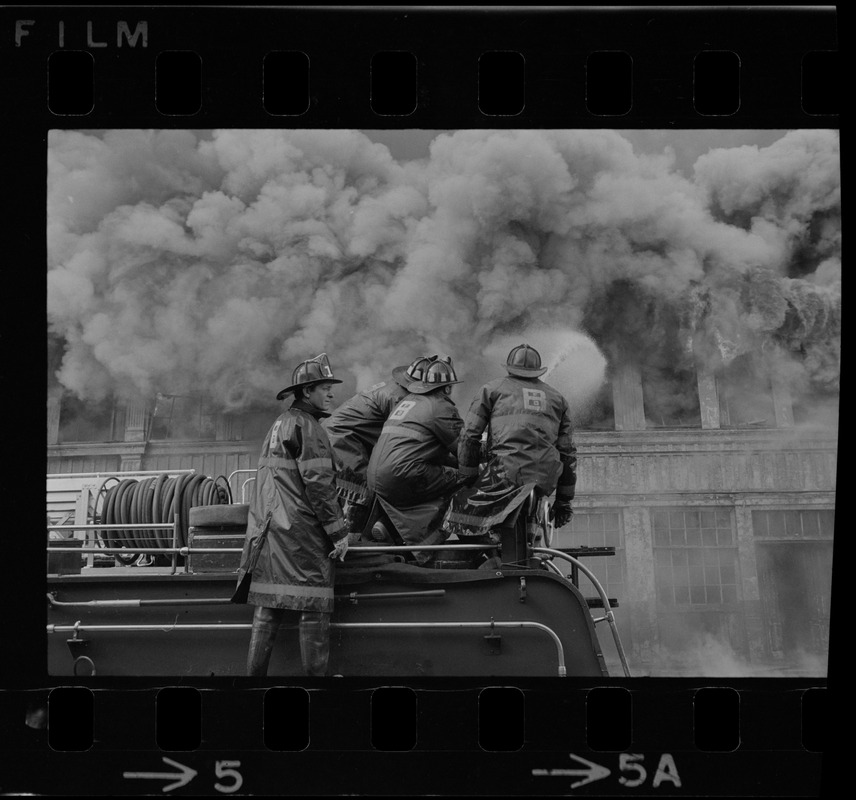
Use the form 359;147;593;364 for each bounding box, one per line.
617;753;647;788
214;760;243;794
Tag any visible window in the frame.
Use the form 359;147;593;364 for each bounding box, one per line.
234;410;276;442
149;395;216;441
573;380;615;431
792;389;838;429
556;510;625;603
717;354;776;428
642;361;702;429
58;395;124;443
653;507;739;606
752;510;835;540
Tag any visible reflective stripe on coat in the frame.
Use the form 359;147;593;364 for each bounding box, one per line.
324;379;409;506
235;399;348;613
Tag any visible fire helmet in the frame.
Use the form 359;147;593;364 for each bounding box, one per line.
409;359;463;394
392;356;434;389
276;353;343;400
504;344;547;378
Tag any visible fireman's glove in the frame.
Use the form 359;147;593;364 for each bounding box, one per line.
329;536;349;561
552;502;573;528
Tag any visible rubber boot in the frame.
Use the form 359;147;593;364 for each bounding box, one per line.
299;611;331;676
246;606;283;677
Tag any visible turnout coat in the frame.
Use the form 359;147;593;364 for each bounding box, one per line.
324;379;409;507
366;391;463;549
233;399;348;613
444;375;577;537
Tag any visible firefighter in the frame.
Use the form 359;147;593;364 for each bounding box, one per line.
445;344;577;561
366;358;467;565
324;356;435;539
232;353;349;677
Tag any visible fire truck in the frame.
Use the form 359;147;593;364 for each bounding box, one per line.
46;470;630;677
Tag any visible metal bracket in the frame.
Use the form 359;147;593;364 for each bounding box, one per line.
483;618;502;655
66;621;90;661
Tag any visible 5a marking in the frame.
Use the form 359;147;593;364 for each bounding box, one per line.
532;752;681;790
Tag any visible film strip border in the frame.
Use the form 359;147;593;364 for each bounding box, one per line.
0;684;827;795
3;7;838;126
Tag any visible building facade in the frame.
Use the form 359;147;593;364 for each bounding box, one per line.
47;356;836;677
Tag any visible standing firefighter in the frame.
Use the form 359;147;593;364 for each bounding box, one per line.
444;344;577;561
366;358;466;564
232;353;349;677
324;356;435;538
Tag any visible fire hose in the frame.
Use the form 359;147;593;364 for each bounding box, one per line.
97;473;232;565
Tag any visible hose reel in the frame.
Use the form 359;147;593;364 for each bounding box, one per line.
95;473;233;565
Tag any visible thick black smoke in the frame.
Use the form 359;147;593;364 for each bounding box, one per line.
48;129;840;419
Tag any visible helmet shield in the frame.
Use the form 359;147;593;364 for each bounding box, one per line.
276;352;343;399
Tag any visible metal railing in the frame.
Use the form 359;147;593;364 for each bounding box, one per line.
227;470;257;504
533;546;631;677
48;520;187;574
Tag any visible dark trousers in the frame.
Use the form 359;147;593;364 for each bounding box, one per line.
246;606;331;677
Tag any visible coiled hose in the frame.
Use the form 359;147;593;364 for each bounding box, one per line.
96;473;233;565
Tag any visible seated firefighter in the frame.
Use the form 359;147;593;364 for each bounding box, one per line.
366;358;468;565
232;353;350;677
324;356;435;540
444;344;577;563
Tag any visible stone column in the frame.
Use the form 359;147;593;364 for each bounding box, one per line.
47;385;63;445
733;502;766;662
771;376;795;428
696;367;721;429
121;401;150;472
612;360;646;431
623;505;658;668
124;401;149;442
717;375;732;427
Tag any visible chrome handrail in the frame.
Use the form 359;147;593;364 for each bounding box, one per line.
532;546;631;677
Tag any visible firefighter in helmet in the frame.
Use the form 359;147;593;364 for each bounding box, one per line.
232;353;349;677
366;357;467;565
445;344;577;558
324;356;435;539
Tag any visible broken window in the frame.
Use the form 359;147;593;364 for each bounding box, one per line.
572;379;615;430
717;353;776;428
58;395;125;443
149;395;217;441
641;362;702;429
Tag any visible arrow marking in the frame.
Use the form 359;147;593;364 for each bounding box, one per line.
532;753;611;789
123;757;198;792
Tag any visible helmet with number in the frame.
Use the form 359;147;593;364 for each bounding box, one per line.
392;356;434;389
409;359;463;394
276;353;343;399
504;344;547;378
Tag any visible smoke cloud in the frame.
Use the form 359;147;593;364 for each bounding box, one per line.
48;128;840;422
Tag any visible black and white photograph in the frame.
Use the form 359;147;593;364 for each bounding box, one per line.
45;126;839;680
